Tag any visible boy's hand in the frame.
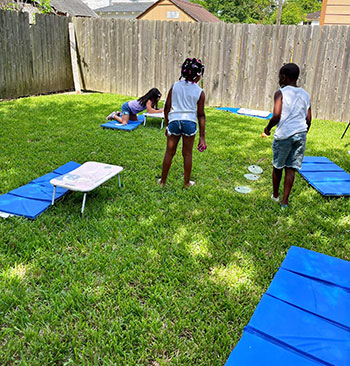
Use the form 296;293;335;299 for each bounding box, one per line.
264;127;271;136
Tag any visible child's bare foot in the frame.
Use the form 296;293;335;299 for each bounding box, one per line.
157;178;165;187
184;180;195;188
106;111;116;120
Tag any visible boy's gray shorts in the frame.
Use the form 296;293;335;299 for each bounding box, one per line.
272;131;307;170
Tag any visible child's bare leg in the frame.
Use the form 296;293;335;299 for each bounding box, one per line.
281;167;295;205
182;135;195;187
121;114;130;125
114;115;123;123
160;135;181;185
129;114;138;121
272;167;283;198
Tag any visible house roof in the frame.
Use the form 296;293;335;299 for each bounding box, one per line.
306;10;321;21
137;0;221;23
50;0;98;17
95;2;154;13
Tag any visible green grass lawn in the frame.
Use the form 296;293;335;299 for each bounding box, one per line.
0;93;349;365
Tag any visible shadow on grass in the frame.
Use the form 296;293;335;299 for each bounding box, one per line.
0;95;350;365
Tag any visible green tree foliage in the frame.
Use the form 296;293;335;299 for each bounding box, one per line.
266;0;322;25
191;0;322;25
2;0;53;14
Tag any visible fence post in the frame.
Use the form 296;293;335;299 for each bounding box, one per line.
68;22;81;94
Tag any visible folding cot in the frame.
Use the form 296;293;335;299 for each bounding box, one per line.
50;161;123;214
225;246;350;365
143;112;164;129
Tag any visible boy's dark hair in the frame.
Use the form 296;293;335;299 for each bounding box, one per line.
138;88;161;108
280;63;300;81
180;58;205;82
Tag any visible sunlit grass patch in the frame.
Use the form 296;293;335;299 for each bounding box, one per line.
0;93;349;365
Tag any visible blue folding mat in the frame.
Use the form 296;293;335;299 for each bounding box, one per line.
298;156;350;196
0;161;81;219
216;107;273;119
225;246;350;366
101;114;145;131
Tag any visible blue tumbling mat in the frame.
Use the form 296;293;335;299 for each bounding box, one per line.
101;115;145;131
225;332;323;366
0;161;80;219
216;107;273;119
225;246;350;366
298;156;350;196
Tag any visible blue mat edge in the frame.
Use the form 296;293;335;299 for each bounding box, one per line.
225;245;350;365
0;161;80;219
298;156;350;196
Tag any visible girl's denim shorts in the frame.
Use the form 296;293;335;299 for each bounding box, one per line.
121;102;132;115
167;120;197;136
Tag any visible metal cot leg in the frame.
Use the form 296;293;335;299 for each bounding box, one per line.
161;118;164;129
118;175;121;188
144;116;147;127
51;186;56;205
81;193;87;214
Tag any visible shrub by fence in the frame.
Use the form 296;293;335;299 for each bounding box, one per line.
0;10;73;99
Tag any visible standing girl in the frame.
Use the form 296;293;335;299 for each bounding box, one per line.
159;58;206;188
106;88;163;125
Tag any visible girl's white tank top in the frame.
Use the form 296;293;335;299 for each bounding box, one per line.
168;80;202;123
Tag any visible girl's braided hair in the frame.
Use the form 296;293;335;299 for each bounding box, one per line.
180;58;205;82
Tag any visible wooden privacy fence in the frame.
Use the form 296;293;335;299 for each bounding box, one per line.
73;18;350;122
1;10;350;122
0;10;73;99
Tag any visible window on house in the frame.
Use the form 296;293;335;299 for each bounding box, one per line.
167;11;179;19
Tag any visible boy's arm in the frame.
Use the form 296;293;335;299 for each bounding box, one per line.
164;87;172;136
264;90;282;135
197;91;206;148
306;106;312;131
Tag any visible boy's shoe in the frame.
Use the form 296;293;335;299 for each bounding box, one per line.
280;203;289;208
106;111;116;120
271;194;279;202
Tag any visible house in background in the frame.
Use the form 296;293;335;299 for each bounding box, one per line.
50;0;98;17
320;0;350;25
137;0;221;23
95;1;154;19
303;10;321;25
0;0;98;19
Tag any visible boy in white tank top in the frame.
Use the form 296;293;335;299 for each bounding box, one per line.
263;63;312;208
159;58;206;188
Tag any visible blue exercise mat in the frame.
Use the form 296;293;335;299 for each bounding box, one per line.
246;295;350;365
0;161;80;219
267;268;350;328
225;246;350;366
298;156;350;196
216;107;273;119
101;115;145;131
0;193;51;220
281;246;350;290
225;330;325;366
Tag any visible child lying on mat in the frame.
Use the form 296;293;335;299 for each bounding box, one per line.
264;63;312;208
106;88;163;125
